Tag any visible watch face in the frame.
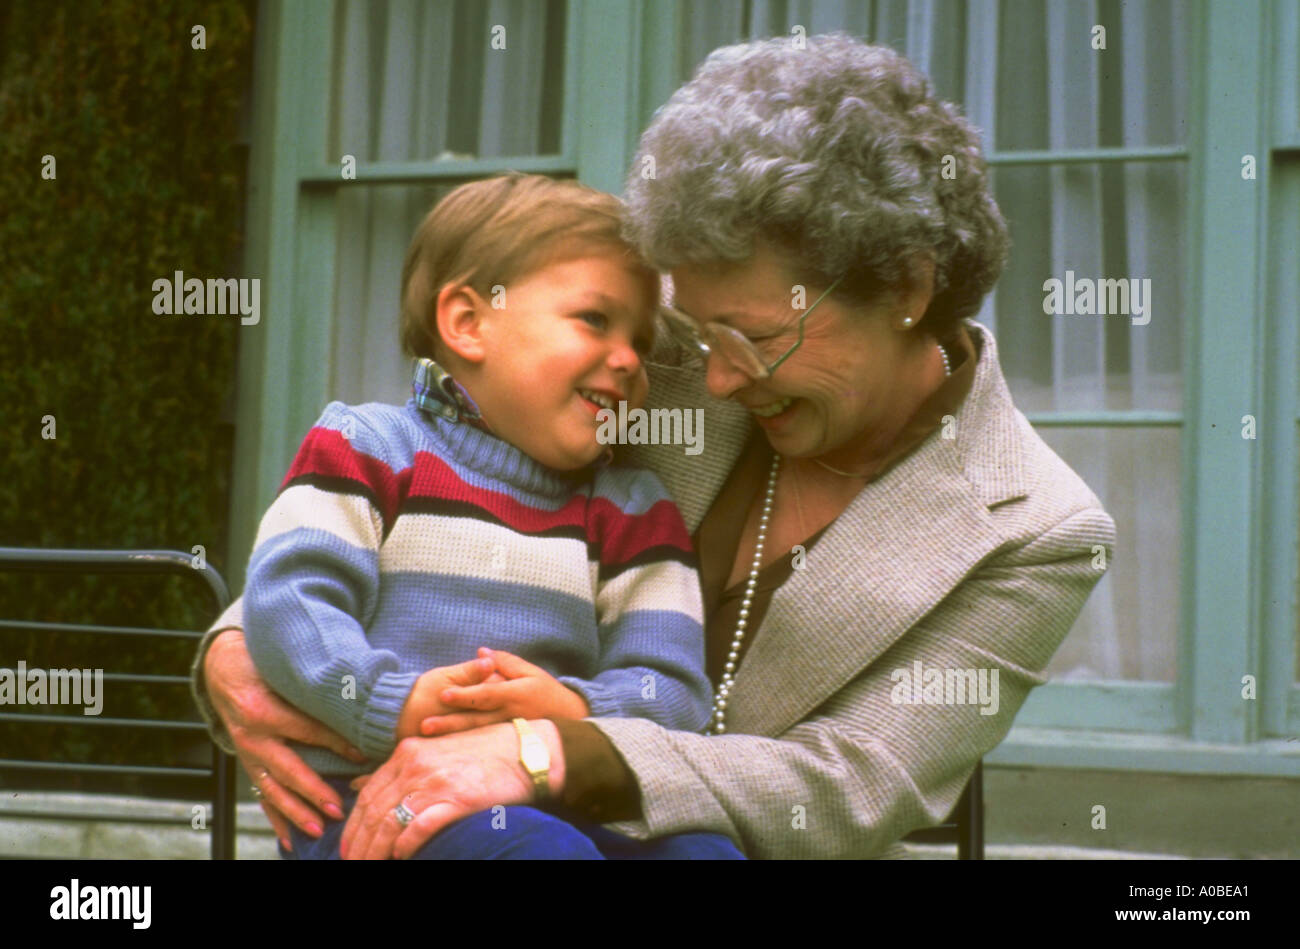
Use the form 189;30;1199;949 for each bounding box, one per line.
521;737;548;772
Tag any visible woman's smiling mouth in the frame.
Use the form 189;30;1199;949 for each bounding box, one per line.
750;396;794;418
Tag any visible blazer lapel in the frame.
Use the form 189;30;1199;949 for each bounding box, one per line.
725;321;1031;737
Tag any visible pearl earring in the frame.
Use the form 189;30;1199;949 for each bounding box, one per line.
901;317;913;328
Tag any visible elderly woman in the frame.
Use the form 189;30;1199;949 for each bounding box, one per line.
191;33;1114;859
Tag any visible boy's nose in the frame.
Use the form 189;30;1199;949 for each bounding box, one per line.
607;338;643;374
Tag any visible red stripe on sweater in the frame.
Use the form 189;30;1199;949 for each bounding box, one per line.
283;434;692;566
280;427;407;528
410;452;692;564
587;496;694;566
407;450;589;533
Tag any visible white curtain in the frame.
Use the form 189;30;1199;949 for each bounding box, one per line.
985;0;1186;683
326;0;1188;683
328;0;564;410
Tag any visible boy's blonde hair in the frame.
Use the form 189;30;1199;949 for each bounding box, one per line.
400;173;660;360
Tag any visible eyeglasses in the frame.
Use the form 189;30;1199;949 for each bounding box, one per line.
658;275;845;381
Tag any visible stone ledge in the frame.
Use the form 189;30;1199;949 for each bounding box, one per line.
0;791;276;859
5;786;1284;860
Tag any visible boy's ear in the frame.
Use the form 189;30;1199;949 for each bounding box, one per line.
433;282;490;364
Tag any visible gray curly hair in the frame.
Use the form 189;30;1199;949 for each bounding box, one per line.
622;32;1009;336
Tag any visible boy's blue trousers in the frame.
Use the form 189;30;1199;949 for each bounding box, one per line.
281;776;745;860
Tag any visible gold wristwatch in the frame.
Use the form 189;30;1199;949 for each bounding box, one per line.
512;717;550;800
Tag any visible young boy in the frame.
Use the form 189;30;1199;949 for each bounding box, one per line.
242;174;725;859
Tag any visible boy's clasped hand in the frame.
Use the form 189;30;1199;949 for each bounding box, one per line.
396;646;590;739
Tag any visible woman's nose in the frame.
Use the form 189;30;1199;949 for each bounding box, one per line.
704;348;750;400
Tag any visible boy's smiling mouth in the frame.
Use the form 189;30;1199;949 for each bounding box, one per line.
577;388;620;412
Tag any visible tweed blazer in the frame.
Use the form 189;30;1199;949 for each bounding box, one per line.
190;319;1116;859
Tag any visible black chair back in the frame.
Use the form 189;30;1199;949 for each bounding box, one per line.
0;547;238;859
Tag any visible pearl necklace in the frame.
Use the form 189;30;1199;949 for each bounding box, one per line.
708;341;951;733
709;451;780;734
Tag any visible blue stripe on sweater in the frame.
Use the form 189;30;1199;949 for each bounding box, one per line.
364;571;602;670
247;527;380;624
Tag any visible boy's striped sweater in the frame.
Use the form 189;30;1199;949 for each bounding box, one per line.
243;392;712;776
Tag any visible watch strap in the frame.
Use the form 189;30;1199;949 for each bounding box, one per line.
512;717;550;800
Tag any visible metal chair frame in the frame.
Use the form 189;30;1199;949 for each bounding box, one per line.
0;547;238;859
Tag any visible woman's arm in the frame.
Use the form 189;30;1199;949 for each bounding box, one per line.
193;608;501;845
189;600;246;756
584;509;1113;858
199;621;364;844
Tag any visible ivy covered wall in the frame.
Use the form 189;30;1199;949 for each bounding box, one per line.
0;0;255;791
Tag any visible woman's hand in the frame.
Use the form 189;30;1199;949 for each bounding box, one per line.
203;628;365;847
340;720;566;860
416;647;589;736
204;629;512;847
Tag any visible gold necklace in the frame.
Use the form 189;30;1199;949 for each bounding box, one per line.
789;455;811;536
811;457;873;478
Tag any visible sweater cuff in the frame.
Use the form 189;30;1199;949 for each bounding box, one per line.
552;719;643;823
556;677;624;720
188;600;247;757
358;671;422;759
